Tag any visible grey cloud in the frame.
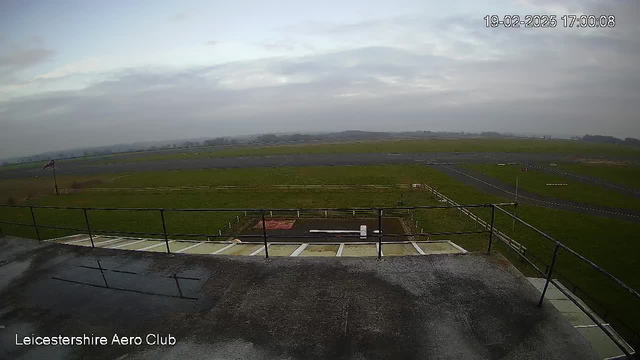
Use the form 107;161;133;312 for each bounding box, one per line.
1;0;639;158
205;40;218;46
0;47;54;75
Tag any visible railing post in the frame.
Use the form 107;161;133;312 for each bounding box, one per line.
261;210;269;259
29;206;41;241
377;208;383;259
160;209;170;254
83;209;95;248
487;205;495;254
538;242;560;307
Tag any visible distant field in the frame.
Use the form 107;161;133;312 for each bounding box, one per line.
463;164;640;211
98;165;441;188
559;163;640;189
1;163;639;339
82;138;640;164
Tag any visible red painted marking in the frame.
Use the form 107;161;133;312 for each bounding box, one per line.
254;220;296;230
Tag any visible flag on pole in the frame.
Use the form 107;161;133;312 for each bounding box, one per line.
42;160;55;169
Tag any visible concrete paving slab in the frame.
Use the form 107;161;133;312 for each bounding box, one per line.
577;326;628;359
341;244;378;257
182;242;229;254
300;244;339;257
266;244;299;256
218;244;262;256
417;242;461;254
549;298;584;314
94;238;133;248
64;239;95;247
54;234;90;244
118;239;160;250
382;243;419;256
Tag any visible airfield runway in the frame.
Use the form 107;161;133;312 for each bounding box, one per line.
1;151;636;180
436;165;640;222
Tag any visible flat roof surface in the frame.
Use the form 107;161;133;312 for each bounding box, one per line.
0;236;598;360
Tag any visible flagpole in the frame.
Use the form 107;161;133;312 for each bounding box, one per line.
52;160;59;195
512;175;518;230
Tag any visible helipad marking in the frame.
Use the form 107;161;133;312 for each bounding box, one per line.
176;242;205;253
290;243;308;257
336;243;345;257
211;243;235;255
138;241;173;251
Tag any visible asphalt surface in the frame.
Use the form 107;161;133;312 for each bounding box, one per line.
0;152;622;180
0;236;598;360
438;165;640;222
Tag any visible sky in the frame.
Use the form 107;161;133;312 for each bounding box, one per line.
0;0;639;158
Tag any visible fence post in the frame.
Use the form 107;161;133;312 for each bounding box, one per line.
29;206;41;241
261;210;269;259
487;205;496;254
83;209;95;248
538;242;560;307
160;209;170;254
0;225;3;237
377;209;383;259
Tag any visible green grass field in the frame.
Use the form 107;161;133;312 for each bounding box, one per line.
83;138;640;164
1;163;639;340
558;163;640;189
463;164;640;211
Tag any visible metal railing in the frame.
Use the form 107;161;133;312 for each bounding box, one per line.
494;205;638;359
0;203;513;258
1;201;637;357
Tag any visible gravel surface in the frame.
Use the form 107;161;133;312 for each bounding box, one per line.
0;236;598;360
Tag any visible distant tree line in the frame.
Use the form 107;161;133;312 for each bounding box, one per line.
4;131;640;166
582;135;640;147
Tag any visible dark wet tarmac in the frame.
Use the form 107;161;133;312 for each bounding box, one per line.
0;236;598;360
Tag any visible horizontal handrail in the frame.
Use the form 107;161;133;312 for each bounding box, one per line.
495;205;640;303
0;203;516;211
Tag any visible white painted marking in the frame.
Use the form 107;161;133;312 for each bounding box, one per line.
249;245;268;256
63;236;92;245
211;243;235;255
447;241;468;254
574;324;609;328
377;243;384;257
309;229;360;234
49;234;85;242
290;243;308;257
337;243;345;257
93;238;127;247
176;242;205;253
138;241;173;251
412;241;426;255
109;239;147;249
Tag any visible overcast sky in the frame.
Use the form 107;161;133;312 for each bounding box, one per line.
1;0;638;158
